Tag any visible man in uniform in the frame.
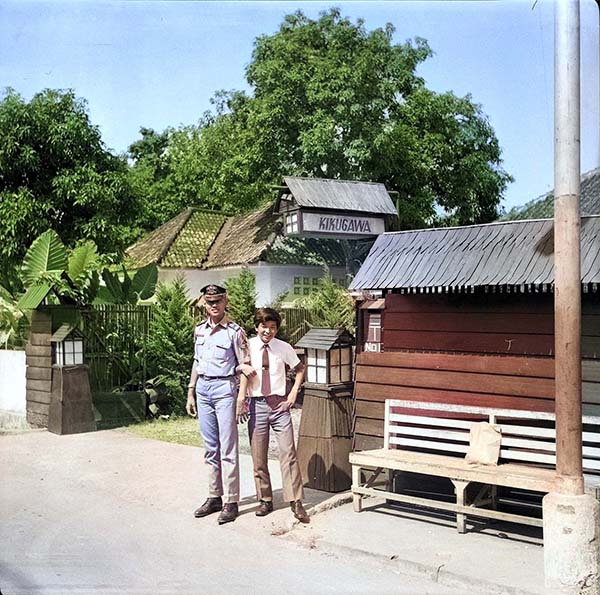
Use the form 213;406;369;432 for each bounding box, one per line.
186;284;253;525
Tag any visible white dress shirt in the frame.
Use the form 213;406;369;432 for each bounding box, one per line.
247;336;301;397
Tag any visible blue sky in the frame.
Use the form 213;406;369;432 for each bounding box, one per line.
0;0;598;212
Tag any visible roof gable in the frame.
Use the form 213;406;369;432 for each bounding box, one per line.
126;209;227;268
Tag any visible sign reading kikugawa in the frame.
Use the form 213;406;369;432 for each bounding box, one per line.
275;176;397;241
300;212;385;237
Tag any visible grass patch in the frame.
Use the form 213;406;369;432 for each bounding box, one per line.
123;416;203;447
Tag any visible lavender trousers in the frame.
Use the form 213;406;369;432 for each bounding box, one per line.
196;376;239;504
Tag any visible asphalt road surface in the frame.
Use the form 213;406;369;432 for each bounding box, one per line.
1;429;462;595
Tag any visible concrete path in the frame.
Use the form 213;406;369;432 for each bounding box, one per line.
1;429;461;595
284;494;549;595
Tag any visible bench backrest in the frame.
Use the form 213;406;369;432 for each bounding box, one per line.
385;399;600;472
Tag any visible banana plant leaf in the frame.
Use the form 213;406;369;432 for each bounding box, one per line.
68;241;99;282
17;283;52;310
101;270;124;303
21;230;67;286
131;264;158;300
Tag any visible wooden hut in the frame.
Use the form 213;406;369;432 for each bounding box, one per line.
349;216;600;450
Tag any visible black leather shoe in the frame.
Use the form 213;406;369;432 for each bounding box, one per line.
291;500;310;524
217;502;239;525
255;500;274;517
194;497;222;518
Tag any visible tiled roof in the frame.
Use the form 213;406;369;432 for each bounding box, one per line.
125;209;227;268
162;210;228;268
126;204;347;270
267;235;346;267
204;204;278;269
502;168;600;220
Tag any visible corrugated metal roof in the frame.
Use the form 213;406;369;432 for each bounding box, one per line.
283;176;397;216
502;168;600;220
296;328;354;349
350;216;600;291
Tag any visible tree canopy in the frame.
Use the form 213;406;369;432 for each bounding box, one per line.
0;88;141;289
129;9;512;227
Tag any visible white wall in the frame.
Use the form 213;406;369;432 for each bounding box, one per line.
158;267;245;302
158;263;347;307
0;350;26;414
259;263;346;306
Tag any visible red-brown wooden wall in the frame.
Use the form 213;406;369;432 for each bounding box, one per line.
383;293;600;358
353;292;600;450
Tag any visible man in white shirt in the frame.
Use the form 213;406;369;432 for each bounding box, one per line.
236;308;309;523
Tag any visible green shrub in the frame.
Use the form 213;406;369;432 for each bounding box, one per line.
224;268;257;336
294;274;355;333
146;276;194;416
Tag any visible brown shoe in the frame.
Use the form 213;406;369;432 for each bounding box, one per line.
291;500;310;524
217;502;239;525
255;500;274;517
194;496;222;518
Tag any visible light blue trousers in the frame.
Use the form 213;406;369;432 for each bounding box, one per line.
196;377;239;503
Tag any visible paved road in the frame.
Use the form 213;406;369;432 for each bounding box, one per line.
1;429;461;595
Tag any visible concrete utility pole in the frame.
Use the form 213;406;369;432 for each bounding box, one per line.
554;0;583;495
543;2;600;592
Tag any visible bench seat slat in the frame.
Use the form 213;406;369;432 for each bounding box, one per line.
350;448;558;492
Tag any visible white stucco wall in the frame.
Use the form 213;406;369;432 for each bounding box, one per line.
158;267;246;301
257;263;346;306
158;263;346;306
0;350;26;414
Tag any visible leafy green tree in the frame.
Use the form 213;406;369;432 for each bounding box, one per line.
127;127;180;229
0;88;142;288
294;274;355;333
224;268;257;336
140;9;510;227
146;276;195;416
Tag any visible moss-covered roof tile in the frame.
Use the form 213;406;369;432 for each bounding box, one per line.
162;210;228;267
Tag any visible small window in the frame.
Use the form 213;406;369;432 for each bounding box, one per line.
285;212;299;234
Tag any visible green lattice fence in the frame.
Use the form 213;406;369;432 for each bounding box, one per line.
80;304;153;393
280;307;314;345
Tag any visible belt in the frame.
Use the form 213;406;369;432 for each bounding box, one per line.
198;374;235;380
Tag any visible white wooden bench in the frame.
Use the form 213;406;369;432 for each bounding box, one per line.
349;399;600;533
